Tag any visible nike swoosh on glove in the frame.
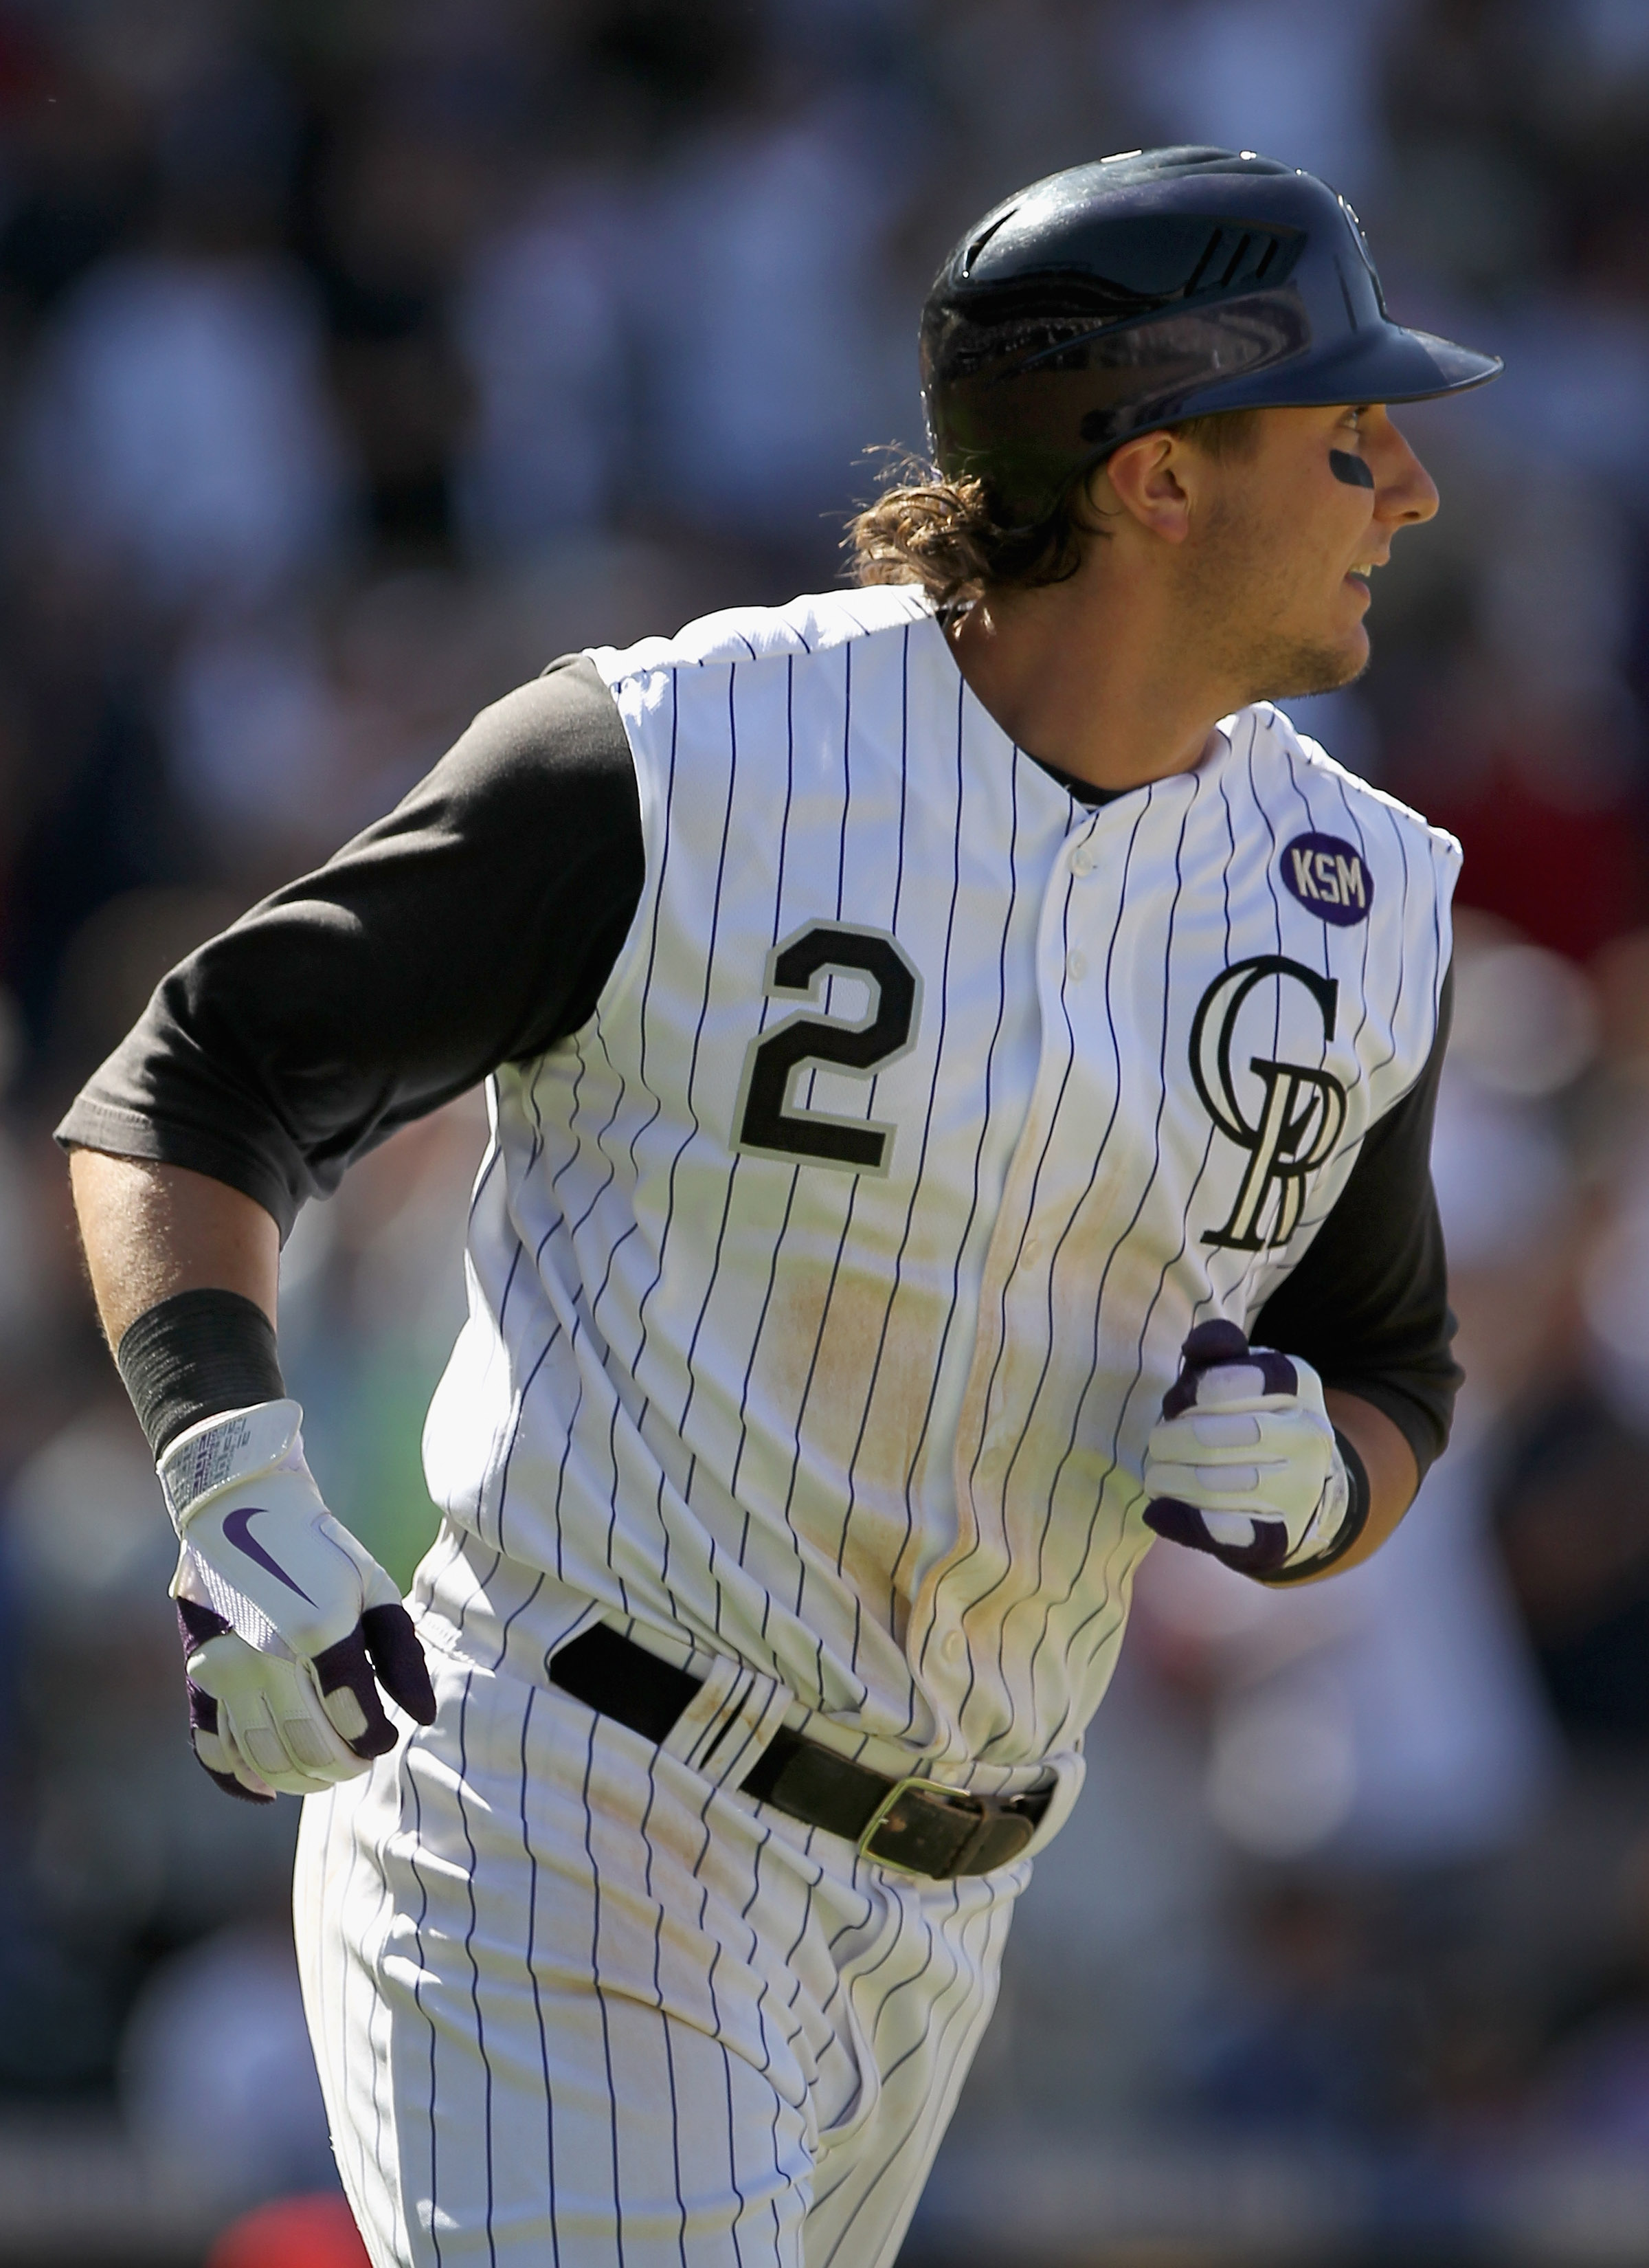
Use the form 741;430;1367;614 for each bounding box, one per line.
1140;1320;1359;1581
161;1399;437;1801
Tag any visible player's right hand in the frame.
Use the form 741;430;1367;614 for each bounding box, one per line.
159;1399;437;1802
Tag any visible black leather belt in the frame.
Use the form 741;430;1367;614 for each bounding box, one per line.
548;1623;1051;1879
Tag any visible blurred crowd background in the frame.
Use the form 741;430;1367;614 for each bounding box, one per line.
0;0;1646;2261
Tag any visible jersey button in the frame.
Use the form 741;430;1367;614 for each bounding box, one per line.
1070;844;1095;876
1067;950;1088;983
941;1628;966;1663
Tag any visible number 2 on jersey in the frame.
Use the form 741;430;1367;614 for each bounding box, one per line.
734;921;923;1172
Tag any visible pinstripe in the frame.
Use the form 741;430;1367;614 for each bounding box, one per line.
1325;755;1376;1062
1267;748;1332;1092
626;665;743;1548
348;1799;394;2256
943;786;1158;1698
491;1325;564;1563
680;1762;754;2268
582;657;682;1593
453;1671;500;2267
812;1910;956;2234
671;663;789;1534
1313;802;1424;1247
831;630;916;1591
479;1054;599;1561
831;625;950;1630
336;1788;379;2219
972;816;1145;1645
460;1108;537;1564
1007;770;1216;1729
1185;744;1242;1329
634;1750;691;2267
579;1710;628;2268
1278;728;1333;986
729;654;801;1531
370;1853;409;2268
516;1041;640;1587
895;718;1019;1720
716;2041;750;2268
773;634;880;1693
837;638;852;924
517;1685;563;2268
811;1882;1003;2268
734;1830;792;2268
1277;744;1387;1226
1244;715;1286;1060
407;1767;443;2268
778;636;871;1608
1040;772;1220;1716
731;1113;798;1625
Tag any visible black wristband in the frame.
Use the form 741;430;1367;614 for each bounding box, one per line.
115;1289;286;1458
1255;1425;1371;1587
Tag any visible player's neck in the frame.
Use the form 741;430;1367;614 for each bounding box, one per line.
945;564;1233;794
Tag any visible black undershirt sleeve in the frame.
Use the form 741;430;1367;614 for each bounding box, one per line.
56;654;644;1238
1250;963;1460;1481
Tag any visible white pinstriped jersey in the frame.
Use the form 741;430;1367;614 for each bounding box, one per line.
415;583;1458;1770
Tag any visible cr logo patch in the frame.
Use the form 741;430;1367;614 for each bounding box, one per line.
1281;832;1372;926
1191;955;1347;1250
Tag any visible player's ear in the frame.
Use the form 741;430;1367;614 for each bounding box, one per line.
1096;432;1194;545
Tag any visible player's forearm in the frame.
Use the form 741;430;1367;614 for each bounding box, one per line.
69;1150;280;1346
1312;1388;1420;1578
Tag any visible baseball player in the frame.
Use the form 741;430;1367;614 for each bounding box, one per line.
63;149;1496;2267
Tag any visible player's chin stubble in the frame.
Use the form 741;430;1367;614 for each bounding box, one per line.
1182;516;1370;707
1193;597;1369;710
1243;633;1369;705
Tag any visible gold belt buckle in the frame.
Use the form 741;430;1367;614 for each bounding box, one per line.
857;1775;989;1877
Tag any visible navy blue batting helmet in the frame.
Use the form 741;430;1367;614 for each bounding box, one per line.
921;147;1501;529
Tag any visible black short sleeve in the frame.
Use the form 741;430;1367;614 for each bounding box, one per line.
56;654;644;1238
1251;964;1461;1480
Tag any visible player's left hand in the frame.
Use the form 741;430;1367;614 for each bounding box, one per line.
1141;1320;1356;1581
161;1398;437;1801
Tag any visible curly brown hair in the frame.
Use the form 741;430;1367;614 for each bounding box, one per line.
846;411;1262;610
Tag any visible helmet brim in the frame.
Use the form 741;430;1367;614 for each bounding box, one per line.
1193;320;1502;414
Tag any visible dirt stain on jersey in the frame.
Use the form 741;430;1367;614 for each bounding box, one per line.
753;1243;950;1569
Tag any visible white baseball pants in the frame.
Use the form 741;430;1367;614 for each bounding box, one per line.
293;1639;1028;2268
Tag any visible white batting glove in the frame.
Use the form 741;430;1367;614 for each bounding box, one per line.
161;1399;436;1802
1141;1322;1365;1581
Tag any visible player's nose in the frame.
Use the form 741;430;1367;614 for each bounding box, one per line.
1373;417;1439;526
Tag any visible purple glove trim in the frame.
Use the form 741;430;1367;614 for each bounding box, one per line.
1160;1320;1297;1419
193;1739;274;1805
310;1629;398;1758
310;1605;436;1758
1141;1494;1291;1577
174;1600;274;1805
176;1595;231;1654
361;1603;438;1725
